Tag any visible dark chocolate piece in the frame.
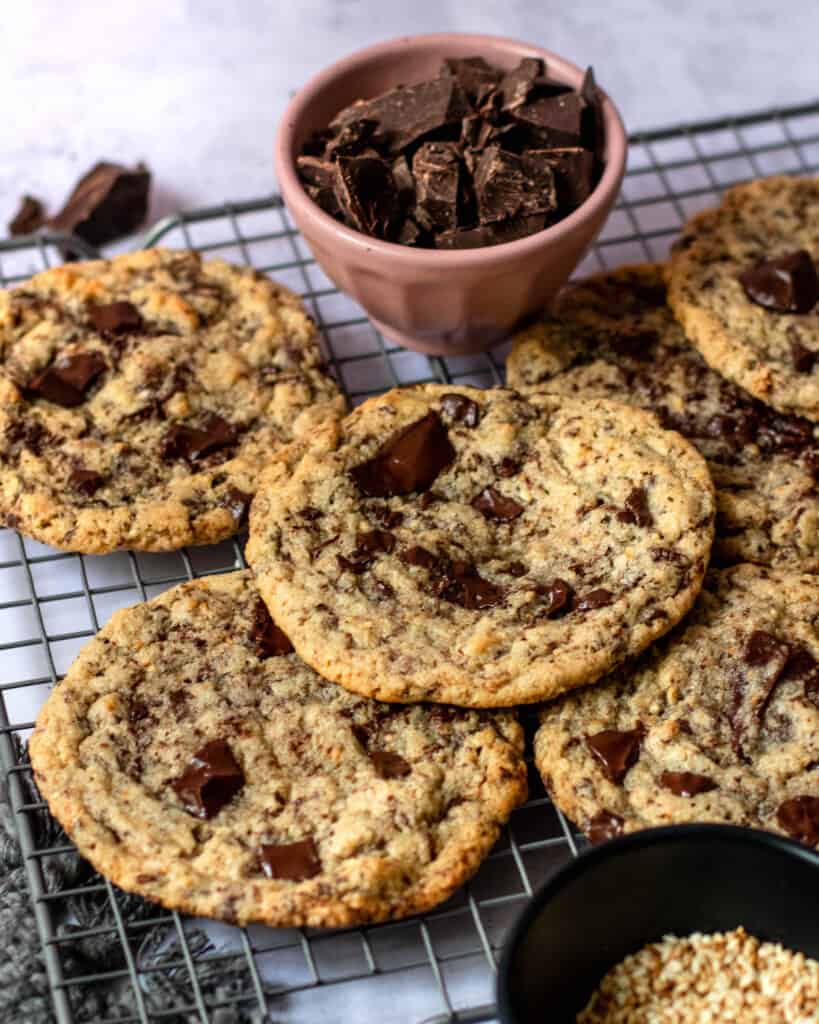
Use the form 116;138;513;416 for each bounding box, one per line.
413;142;461;234
440;392;480;427
497;457;520;477
494;57;543;111
588;810;624;844
334;155;399;239
473;145;557;224
223;486;252;525
27;351;107;407
48;161;150;246
435;213;548;249
399;545;439;568
745;630;789;667
69;467;104;496
791;338;817;373
442;56;501;106
586;726;644;784
438;561;505;610
172;740;244;819
618;486;652;528
368;505;404;529
537;147;596;209
89;301;143;336
777;796;819;845
370;750;411;779
259;838;321;881
660;771;717;797
575;588;615;612
325;118;379;160
9;195;45;236
513;92;584;147
739;250;819;314
471;486;523;522
251;600;294;659
537;579;573;618
350;412;455;497
162;414;237;463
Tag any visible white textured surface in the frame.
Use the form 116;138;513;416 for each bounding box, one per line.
1;0;818;232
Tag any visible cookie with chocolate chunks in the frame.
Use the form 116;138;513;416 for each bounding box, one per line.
0;247;342;552
30;571;526;928
669;175;819;421
247;383;714;707
507;263;819;571
535;565;819;848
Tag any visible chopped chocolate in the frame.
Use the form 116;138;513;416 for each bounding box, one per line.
497;457;520;477
513;92;584;147
373;579;395;599
171;739;244;819
48;161;151;246
223;486;251;525
69;467;104;496
26;351;107;407
9;195;45;236
413;142;461;234
350;412;455;497
776;795;819;845
370;750;412;779
434;213;548;249
442;56;502;106
325;118;379;160
441;393;481;427
418;490;440;510
588;809;624;844
739;250;819;315
495;57;543;111
472;486;523;522
356;529;396;555
334;155;399;240
575;588;615;612
438;561;505;610
586;726;644;784
791;339;817;373
162;414;237;463
537;579;573;618
260;838;321;881
618;486;653;528
473;145;557;224
251;600;294;658
540;147;596;209
89;301;143;336
660;771;717;797
745;630;789;667
400;545;439;569
368;505;404;529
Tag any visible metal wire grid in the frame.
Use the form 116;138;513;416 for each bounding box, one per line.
1;99;819;1024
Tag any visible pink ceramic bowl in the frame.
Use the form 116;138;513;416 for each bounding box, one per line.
275;33;627;356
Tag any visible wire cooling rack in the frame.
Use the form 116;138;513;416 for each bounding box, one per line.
2;100;819;1024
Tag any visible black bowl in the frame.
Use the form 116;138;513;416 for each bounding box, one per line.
497;824;819;1024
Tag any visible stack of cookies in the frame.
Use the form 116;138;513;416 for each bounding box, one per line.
3;175;818;934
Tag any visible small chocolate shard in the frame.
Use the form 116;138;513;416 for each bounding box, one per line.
334;155;399;239
441;56;501;106
162;414;237;463
69;467;104;497
739;250;819;314
325;118;379;160
370;750;411;779
350;412;455;497
494;57;544;111
373;579;395;599
473;145;557;225
27;351;107;407
660;771;717;797
618;486;652;528
251;600;294;659
438;561;505;610
400;545;439;569
472;486;523;522
791;338;817;373
588;810;624;844
128;699;150;724
48;161;151;246
260;837;321;881
223;486;251;525
172;740;244;819
586;726;644;784
440;392;481;427
537;579;573;618
89;300;143;336
9;195;45;236
413;142;461;234
497;457;520;478
777;796;819;845
338;528;393;574
368;505;404;529
575;588;615;612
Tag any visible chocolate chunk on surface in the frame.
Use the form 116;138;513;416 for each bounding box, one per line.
9;195;45;236
438;561;505;610
537;147;596;209
412;142;461;234
513;92;584;147
441;56;501;106
791;339;816;373
260;838;321;881
588;810;624;844
163;414;237;463
334;155;399;239
472;486;523;522
251;599;294;658
370;750;412;779
536;579;573;618
739;250;819;314
493;57;543;111
618;486;653;528
89;301;143;336
660;771;717;797
777;796;819;845
586;727;643;784
441;392;481;427
350;412;455;497
575;588;615;612
26;351;107;407
69;467;104;497
172;739;245;819
48;161;150;245
473;145;557;224
399;545;439;569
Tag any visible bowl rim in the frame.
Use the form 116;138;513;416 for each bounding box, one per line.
496;822;819;1024
274;31;627;265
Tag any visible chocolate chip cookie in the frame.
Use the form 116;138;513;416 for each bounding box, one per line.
29;570;526;928
0;248;343;552
668;175;819;421
535;564;819;847
246;384;715;707
507;264;819;571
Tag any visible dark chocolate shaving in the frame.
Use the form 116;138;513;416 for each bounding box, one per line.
536;579;573;618
399;545;439;569
259;838;321;881
171;740;244;820
586;726;644;784
350;412;455;497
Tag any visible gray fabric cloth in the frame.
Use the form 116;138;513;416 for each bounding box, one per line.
0;742;265;1023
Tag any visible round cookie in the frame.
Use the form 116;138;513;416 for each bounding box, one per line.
535;564;819;847
0;248;343;552
507;264;819;571
668;175;819;421
246;384;715;707
29;570;526;928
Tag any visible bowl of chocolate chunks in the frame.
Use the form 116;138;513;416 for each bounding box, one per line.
274;33;626;356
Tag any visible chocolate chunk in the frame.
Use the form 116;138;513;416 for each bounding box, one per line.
441;393;481;427
162;414;237;463
473;146;557;224
356;529;396;555
171;740;244;819
514;92;584;147
400;545;439;569
586;726;644;784
418;490;441;510
540;147;596;209
334;155;399;240
9;195;45;236
325;118;379;160
791;339;817;373
413;142;461;234
537;579;573;618
777;796;819;845
494;58;543;111
297;154;338;189
438;561;505;610
69;467;104;497
27;351;107;407
223;486;252;525
350;412;455;497
373;579;395;599
575;588;615;612
618;486;652;528
588;810;624;844
128;699;150;725
89;301;143;336
368;505;404;529
442;56;501;106
251;600;294;658
48;161;151;246
472;486;523;522
370;750;411;779
259;838;321;881
660;771;717;797
435;213;548;249
745;630;789;667
497;457;520;477
739;250;819;314
779;644;819;706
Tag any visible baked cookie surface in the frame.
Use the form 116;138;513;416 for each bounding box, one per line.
535;564;819;847
668;175;819;421
507;264;819;571
247;384;715;707
0;248;343;552
29;570;526;928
